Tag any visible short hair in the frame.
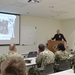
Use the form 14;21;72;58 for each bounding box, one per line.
1;57;26;75
38;44;45;51
57;43;65;51
9;44;16;51
57;29;60;33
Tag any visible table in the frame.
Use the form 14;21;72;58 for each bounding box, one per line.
24;57;36;66
48;69;74;75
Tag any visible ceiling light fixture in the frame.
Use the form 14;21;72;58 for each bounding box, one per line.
28;0;40;3
13;0;41;7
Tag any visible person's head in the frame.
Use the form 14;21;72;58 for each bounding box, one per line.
57;29;60;34
9;44;16;51
1;57;27;75
57;43;65;51
38;44;45;53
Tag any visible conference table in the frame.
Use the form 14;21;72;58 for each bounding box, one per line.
24;57;37;71
24;57;36;66
48;69;74;75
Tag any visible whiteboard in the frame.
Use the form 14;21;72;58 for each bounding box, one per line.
20;26;36;45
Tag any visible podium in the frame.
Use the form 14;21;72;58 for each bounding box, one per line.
48;40;64;53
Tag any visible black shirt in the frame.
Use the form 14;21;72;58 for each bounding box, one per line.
52;33;66;42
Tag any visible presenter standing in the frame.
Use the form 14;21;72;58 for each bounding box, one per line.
52;29;67;42
51;29;67;49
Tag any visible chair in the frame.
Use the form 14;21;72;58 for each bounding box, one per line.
55;59;71;72
21;54;28;58
27;51;37;58
38;63;54;75
43;63;54;75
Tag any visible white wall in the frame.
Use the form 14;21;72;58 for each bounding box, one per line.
61;19;75;51
0;16;61;55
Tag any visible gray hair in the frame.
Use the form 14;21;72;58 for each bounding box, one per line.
1;56;26;75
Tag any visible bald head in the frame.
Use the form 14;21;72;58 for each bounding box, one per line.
9;44;16;51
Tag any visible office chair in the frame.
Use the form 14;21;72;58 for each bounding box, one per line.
42;63;54;75
56;59;71;72
27;51;37;58
21;54;28;58
39;63;54;75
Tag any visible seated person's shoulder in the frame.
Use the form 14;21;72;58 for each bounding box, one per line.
55;51;60;54
64;50;69;54
0;54;7;63
7;52;22;57
49;51;55;55
37;52;43;58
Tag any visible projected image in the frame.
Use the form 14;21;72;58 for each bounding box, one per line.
0;14;16;40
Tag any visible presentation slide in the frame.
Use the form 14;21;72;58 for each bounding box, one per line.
0;13;20;45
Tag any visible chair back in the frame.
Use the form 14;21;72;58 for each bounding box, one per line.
27;51;37;58
44;63;54;75
58;59;71;71
21;54;28;58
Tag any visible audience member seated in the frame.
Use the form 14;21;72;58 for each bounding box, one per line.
7;43;21;57
70;51;75;60
70;51;75;68
0;44;21;73
54;43;70;72
1;56;27;75
55;43;69;63
36;44;55;70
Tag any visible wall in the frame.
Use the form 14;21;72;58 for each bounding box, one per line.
0;16;61;55
61;19;75;51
